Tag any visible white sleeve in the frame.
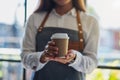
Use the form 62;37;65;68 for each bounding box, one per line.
69;17;99;73
21;51;48;71
20;14;47;71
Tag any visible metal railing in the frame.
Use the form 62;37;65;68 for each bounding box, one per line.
0;59;25;80
0;59;120;80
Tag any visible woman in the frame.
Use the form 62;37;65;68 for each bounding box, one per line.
21;0;99;80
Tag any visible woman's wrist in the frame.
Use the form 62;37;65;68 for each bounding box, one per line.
40;52;48;63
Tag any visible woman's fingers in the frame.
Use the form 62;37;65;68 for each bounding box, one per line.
50;53;76;64
53;57;67;64
67;49;73;53
46;46;58;56
44;41;58;57
66;50;75;58
48;41;55;46
42;49;76;64
47;45;58;52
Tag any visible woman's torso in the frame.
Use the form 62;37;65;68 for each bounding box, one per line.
31;8;96;80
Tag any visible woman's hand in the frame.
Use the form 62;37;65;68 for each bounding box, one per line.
50;49;76;64
40;41;58;63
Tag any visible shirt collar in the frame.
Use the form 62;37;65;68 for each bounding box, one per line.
51;8;76;17
69;8;76;17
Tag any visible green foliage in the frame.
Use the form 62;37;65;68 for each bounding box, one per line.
108;70;120;80
93;69;104;80
87;60;120;80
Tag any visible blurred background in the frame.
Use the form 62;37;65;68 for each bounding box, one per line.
0;0;120;80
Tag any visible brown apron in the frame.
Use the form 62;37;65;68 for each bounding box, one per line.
33;9;85;80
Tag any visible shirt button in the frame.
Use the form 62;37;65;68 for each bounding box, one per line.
80;39;83;42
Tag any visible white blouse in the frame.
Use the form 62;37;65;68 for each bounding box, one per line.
20;8;99;73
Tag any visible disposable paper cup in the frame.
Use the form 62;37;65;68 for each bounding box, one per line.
51;33;69;57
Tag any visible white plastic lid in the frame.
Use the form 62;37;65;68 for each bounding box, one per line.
51;33;69;39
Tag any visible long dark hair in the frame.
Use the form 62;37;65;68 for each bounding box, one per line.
34;0;86;13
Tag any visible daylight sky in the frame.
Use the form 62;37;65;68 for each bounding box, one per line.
87;0;120;29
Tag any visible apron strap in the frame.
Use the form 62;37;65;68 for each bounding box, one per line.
38;10;51;32
37;9;84;50
76;9;84;50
